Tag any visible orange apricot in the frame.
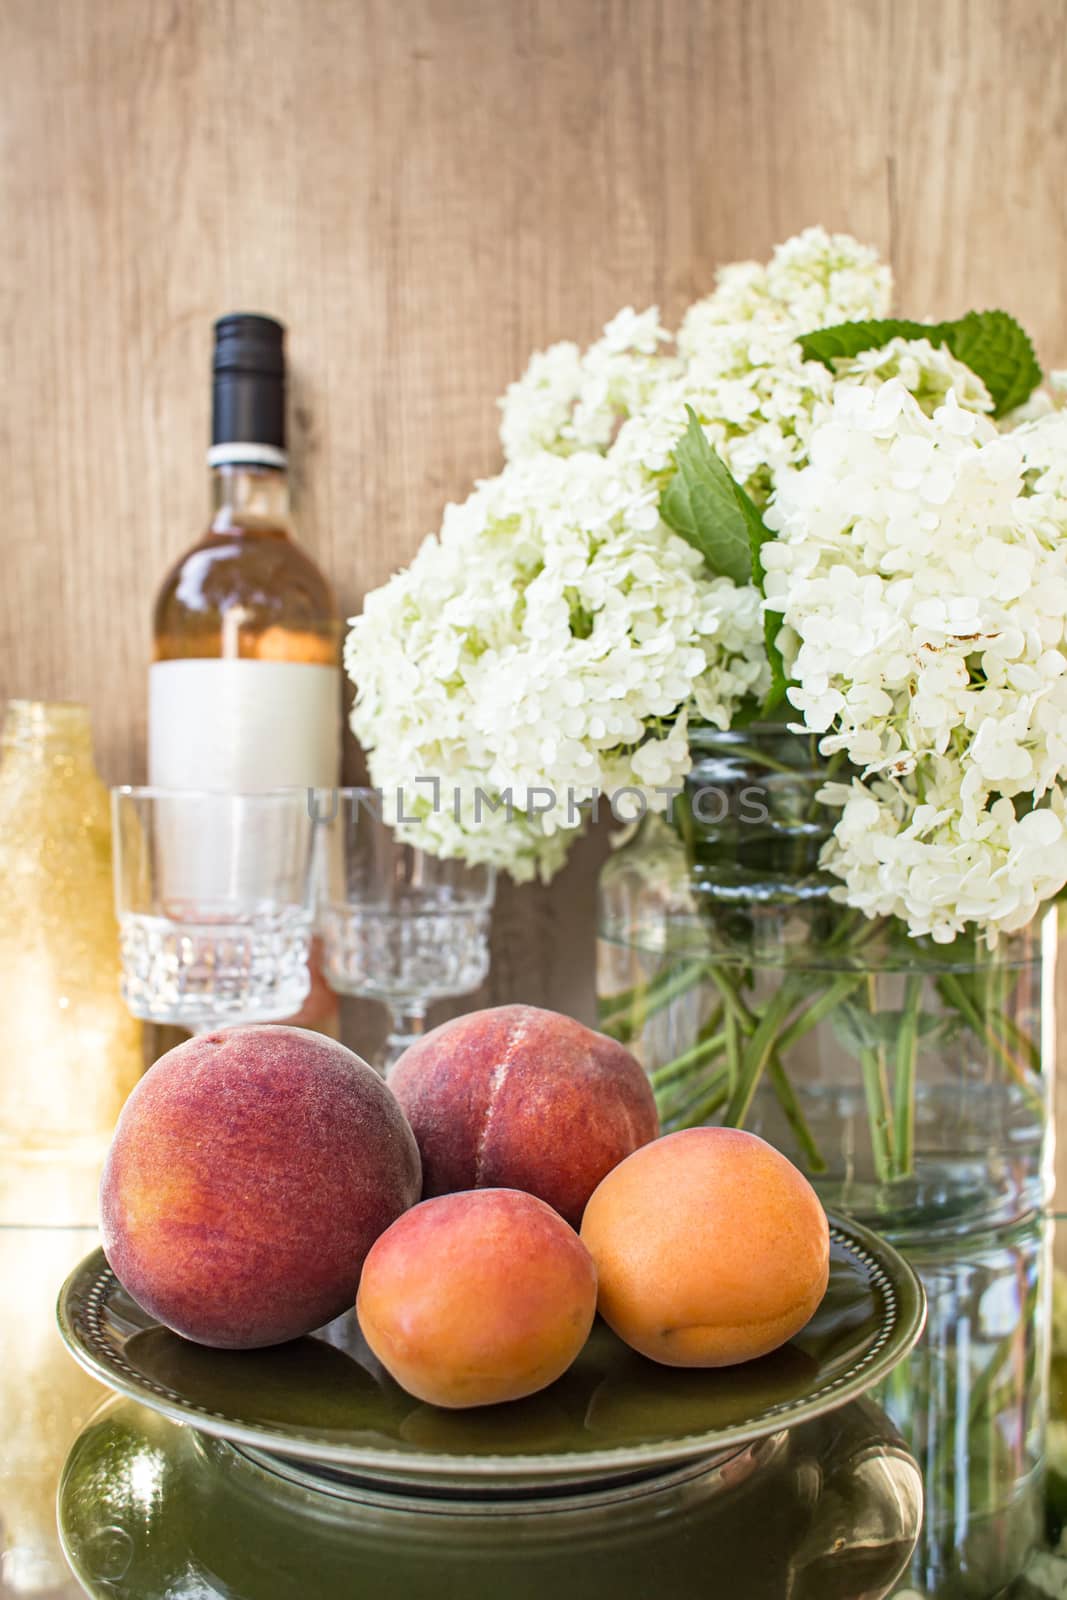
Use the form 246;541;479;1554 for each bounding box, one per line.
357;1188;597;1408
580;1127;829;1367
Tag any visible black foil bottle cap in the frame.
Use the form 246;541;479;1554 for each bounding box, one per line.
210;312;287;467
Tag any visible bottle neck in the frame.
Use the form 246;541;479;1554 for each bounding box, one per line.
210;463;290;529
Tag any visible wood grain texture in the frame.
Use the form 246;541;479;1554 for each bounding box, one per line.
3;0;1067;1222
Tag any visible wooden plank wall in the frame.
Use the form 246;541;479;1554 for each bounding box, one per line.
3;0;1067;1214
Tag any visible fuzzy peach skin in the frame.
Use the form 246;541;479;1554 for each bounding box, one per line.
357;1188;597;1408
100;1026;421;1349
580;1127;830;1368
388;1005;658;1226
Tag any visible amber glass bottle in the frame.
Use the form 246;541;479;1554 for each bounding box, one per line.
149;313;341;791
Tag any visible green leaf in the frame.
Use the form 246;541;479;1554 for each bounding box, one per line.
722;456;789;716
737;476;789;717
660;408;789;717
760;610;789;719
659;408;753;586
797;310;1042;419
798;317;945;368
947;311;1042;417
732;468;774;587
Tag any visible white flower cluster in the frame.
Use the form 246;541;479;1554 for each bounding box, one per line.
499;307;677;462
765;384;1067;940
346;451;765;881
613;334;992;509
681;227;895;339
348;225;1064;937
502;228;894;506
352;232;889;881
678;226;893;346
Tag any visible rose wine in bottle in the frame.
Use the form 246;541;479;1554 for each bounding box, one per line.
150;313;340;790
149;314;340;1030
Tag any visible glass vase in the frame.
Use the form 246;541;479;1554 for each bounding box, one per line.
880;1216;1050;1600
595;723;1055;1598
598;725;1052;1237
0;701;143;1224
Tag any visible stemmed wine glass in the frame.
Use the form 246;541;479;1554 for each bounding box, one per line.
111;788;318;1034
317;789;496;1072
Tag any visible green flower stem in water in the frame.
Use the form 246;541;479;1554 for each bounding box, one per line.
671;1069;732;1130
597;958;708;1044
725;980;805;1127
767;1053;827;1173
645;961;829;1162
649;1024;726;1091
994;1010;1041;1075
773;972;867;1054
891;976;923;1181
858;974;896;1183
937;971;1044;1116
706;965;756;1033
724;1002;741;1099
705;964;754;1104
859;1048;895;1184
599;940;1040;1187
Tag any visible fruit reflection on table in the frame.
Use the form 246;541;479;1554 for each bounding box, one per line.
57;1390;924;1600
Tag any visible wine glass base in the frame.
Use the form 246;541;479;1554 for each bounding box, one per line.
378;1024;427;1076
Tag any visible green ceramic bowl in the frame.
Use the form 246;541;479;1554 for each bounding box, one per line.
56;1212;924;1489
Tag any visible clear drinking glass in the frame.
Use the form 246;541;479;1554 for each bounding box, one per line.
317;789;495;1071
112;788;317;1032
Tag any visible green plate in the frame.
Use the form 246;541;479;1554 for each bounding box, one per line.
57;1214;924;1488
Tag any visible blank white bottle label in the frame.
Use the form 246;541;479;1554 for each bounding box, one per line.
149;659;341;791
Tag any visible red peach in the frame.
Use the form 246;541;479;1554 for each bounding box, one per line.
389;1005;658;1226
100;1026;421;1348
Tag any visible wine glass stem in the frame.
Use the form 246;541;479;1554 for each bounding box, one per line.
380;1002;427;1075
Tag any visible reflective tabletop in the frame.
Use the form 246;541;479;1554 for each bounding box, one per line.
58;1394;922;1600
0;1225;928;1600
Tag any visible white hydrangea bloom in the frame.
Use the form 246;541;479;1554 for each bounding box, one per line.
499;306;678;461
497;341;584;461
821;771;1067;943
764;383;1067;940
346;451;763;881
612;333;992;510
501;229;891;472
611;327;832;506
678;226;892;358
835;337;993;417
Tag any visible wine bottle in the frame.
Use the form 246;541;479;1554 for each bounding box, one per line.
149;314;340;1032
149;313;341;791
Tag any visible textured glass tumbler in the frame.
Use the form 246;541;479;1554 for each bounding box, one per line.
112;788;317;1032
317;789;495;1071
